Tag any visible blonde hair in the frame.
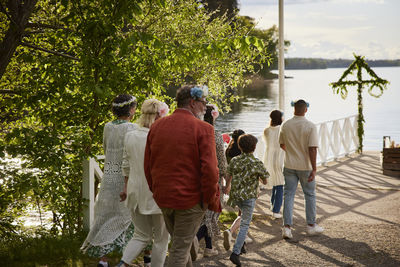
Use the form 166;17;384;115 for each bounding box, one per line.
138;99;162;128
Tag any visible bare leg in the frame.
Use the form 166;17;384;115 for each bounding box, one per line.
230;210;242;234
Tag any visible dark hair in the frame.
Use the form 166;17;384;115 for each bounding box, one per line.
204;105;214;125
238;134;258;153
270;110;283;126
176;85;194;108
112;94;137;118
294;99;308;113
226;129;245;160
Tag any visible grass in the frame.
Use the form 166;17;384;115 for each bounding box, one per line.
2;211;239;266
218;210;238;229
0;231;124;267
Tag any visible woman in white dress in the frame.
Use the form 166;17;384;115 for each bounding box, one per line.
81;94;137;266
116;99;170;267
263;110;285;219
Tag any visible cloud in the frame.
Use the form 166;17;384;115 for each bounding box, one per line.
239;0;399;59
239;0;384;7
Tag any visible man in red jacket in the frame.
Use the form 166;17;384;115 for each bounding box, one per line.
144;85;220;267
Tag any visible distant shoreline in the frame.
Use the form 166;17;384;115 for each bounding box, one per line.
274;58;400;70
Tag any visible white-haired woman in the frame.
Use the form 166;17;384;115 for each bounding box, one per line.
81;94;138;267
117;99;170;267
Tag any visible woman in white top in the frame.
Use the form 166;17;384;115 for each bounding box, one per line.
263;110;285;219
81;94;137;266
117;99;170;267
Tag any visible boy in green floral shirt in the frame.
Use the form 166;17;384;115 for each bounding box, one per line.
224;134;269;266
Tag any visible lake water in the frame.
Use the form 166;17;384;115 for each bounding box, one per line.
215;66;400;151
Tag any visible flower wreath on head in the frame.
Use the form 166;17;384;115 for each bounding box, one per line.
112;96;137;107
290;100;310;108
158;102;169;117
190;85;208;100
208;104;219;119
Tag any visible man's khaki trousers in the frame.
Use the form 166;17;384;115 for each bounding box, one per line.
161;203;205;267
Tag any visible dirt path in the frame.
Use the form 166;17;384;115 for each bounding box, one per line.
193;151;400;266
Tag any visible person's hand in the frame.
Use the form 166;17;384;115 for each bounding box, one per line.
308;170;316;182
120;191;127;202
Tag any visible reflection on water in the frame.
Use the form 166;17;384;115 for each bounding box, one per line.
215;67;400;151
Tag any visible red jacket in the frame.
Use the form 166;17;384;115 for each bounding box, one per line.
144;109;221;211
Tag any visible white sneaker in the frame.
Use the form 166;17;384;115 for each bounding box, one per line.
273;213;282;219
307;224;324;235
282;227;293;239
223;230;232;251
244;235;253;243
203;247;219;257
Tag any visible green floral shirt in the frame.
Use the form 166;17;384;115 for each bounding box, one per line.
227;153;269;206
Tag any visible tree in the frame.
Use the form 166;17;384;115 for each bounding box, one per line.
0;0;39;79
236;16;290;77
330;54;389;153
198;0;238;20
0;0;269;236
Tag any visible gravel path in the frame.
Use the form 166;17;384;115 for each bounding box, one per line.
193;151;400;266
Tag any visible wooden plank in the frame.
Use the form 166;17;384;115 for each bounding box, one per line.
382;154;400;159
383;148;400;156
383;148;400;152
382;163;400;170
383;157;400;164
383;169;400;178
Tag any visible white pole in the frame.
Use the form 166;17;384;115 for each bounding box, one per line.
278;0;285;111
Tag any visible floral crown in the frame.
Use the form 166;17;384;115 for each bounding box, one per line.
291;99;309;108
190;85;209;100
208;104;219;119
158;102;169;117
112;96;137;107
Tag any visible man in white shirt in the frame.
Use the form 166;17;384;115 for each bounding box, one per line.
279;99;324;239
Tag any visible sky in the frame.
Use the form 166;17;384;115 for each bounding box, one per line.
239;0;400;60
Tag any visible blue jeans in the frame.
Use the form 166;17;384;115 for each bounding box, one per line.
283;168;316;226
232;198;256;255
271;185;283;213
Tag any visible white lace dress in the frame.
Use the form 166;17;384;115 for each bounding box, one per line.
81;120;137;257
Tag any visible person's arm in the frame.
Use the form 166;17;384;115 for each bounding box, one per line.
120;134;131;201
279;125;286;151
144;132;153;192
308;147;317;182
120;176;128;202
215;133;228;180
258;161;269;185
280;144;286;151
224;174;232;195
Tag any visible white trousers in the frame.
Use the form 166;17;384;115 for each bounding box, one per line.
122;210;169;267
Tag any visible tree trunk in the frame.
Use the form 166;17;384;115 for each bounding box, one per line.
0;0;38;79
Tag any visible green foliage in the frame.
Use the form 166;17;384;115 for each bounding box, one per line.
236;16;290;77
219;210;238;227
0;0;270;237
0;230;121;266
330;54;389;152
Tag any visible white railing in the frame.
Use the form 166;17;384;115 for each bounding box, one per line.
82;155;104;231
315;115;359;165
254;115;359;166
82;115;358;230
